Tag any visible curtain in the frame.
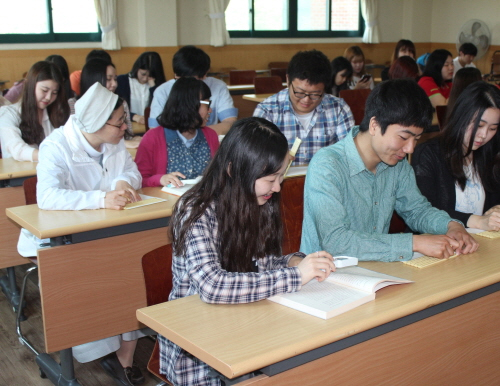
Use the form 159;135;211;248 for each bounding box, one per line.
208;0;231;47
360;0;379;44
94;0;121;50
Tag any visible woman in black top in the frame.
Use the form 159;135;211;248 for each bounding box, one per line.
412;82;500;230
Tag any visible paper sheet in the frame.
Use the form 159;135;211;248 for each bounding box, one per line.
123;194;167;210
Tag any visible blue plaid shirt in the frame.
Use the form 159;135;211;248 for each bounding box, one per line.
159;204;303;386
253;88;354;165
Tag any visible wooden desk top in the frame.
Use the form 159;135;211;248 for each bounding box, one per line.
227;84;255;91
6;187;178;239
132;121;146;134
0;158;37;181
242;94;274;103
137;235;500;379
127;148;137;159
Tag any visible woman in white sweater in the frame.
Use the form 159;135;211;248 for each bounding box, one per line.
0;61;69;161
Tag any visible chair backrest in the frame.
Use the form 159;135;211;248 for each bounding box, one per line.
144;107;150;132
389;211;407;234
254;76;284;94
270;68;287;83
141;243;174;385
142;243;173;306
268;61;288;69
229;70;257;85
23;176;37;205
280;175;305;255
339;88;371;126
490;51;500;80
436;105;447;130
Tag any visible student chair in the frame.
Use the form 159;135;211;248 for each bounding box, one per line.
489;51;500;83
229;70;257;85
389;212;407;234
339;89;371;126
253;76;285;94
270;68;287;83
141;244;174;385
280;175;306;255
268;61;288;69
16;176;38;338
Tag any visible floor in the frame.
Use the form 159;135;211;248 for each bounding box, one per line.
0;264;164;386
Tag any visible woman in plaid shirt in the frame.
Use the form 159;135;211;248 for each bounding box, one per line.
159;117;335;386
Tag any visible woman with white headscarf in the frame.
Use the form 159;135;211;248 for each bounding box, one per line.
18;83;145;386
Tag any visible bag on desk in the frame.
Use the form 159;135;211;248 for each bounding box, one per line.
17;228;50;258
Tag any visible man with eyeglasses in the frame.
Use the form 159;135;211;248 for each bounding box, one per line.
254;49;354;165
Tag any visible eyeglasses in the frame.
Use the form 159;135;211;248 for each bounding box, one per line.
290;83;323;101
106;113;127;128
200;100;212;108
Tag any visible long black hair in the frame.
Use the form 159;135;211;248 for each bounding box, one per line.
20;61;69;145
80;59;113;96
446;67;482;118
171;117;289;273
129;51;166;86
441;82;500;191
422;49;453;87
157;77;211;133
45;54;72;99
331;56;352;97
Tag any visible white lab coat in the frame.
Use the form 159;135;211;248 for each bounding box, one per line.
16;115;145;362
17;115;142;256
0;102;54;161
36;115;141;210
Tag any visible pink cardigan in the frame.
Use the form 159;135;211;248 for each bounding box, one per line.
135;126;220;187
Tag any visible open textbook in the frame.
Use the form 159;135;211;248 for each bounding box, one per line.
161;176;202;197
267;266;412;320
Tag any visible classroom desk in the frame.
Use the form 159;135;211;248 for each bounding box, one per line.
132;121;146;134
6;188;178;351
228;83;286;96
0;158;37;316
137;235;500;385
242;94;274;103
127;147;137;159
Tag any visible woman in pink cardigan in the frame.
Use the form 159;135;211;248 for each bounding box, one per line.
135;77;219;187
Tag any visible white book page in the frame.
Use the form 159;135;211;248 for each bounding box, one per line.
326;266;412;293
161;184;194;197
268;280;374;319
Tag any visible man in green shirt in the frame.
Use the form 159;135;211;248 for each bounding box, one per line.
301;79;478;261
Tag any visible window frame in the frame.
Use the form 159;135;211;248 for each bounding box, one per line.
228;0;364;38
0;0;101;44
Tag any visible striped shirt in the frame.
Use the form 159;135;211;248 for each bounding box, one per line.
300;126;455;261
159;204;303;386
253;88;354;165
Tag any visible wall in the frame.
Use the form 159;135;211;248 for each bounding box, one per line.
1;0;499;89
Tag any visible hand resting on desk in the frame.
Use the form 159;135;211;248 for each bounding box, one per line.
289;251;336;285
105;180;141;210
413;222;479;259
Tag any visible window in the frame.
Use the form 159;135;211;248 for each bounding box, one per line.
0;0;100;44
226;0;363;38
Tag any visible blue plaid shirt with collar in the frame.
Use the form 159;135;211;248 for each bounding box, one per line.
253;88;354;165
158;203;303;386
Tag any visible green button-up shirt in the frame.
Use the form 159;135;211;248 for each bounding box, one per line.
300;126;454;261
